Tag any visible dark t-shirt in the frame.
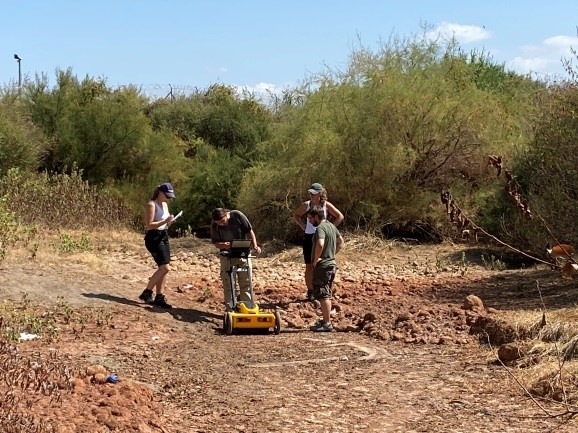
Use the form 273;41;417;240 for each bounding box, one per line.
311;220;340;267
210;210;252;247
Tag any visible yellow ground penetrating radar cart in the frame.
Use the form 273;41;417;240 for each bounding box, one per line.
221;240;281;335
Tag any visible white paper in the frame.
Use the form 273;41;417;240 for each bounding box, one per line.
174;210;183;220
19;332;38;341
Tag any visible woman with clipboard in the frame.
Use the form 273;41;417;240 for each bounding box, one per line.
139;182;179;309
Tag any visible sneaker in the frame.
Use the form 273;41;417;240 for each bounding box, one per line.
139;289;153;304
310;321;333;332
152;294;173;309
306;289;315;301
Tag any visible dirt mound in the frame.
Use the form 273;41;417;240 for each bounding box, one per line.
0;330;166;433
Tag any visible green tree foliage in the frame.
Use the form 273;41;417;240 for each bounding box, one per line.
24;69;187;188
146;84;271;156
178;143;248;227
0;92;44;174
496;82;578;253
195;85;270;155
146;97;202;156
239;32;537;240
0;29;556;246
146;85;272;229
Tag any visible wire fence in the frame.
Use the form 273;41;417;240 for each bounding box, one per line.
113;83;289;105
1;79;306;108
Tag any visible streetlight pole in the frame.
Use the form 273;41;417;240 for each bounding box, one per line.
13;54;21;87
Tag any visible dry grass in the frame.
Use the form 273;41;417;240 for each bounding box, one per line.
500;309;578;349
493;308;578;405
0;297;121;432
0;169;135;232
4;228;146;268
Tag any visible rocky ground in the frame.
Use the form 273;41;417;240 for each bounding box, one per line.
1;236;577;432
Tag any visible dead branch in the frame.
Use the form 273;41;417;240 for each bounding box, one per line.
440;188;550;266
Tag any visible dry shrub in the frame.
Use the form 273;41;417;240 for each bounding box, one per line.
0;168;135;231
496;310;578;404
0;339;69;433
500;309;578;353
524;361;578;403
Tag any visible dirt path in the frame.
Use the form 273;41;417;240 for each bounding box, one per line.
1;237;575;432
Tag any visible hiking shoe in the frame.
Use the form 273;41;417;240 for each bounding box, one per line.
152;294;173;309
138;289;153;304
310;321;333;332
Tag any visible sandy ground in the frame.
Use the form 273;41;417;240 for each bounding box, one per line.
1;236;576;432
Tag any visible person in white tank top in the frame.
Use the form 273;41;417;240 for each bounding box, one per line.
140;182;177;308
293;183;344;300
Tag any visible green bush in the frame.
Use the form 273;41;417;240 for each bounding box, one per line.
0;98;43;174
0;196;19;261
24;69;188;189
493;82;578;254
237;32;536;241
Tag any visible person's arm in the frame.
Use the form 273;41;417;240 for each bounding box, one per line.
210;223;230;250
248;229;262;254
144;202;174;230
293;202;308;231
213;241;231;250
326;202;344;227
336;233;344;254
312;237;325;267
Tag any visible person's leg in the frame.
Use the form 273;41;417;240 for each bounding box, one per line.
302;234;314;299
141;265;171;307
146;265;168;291
151;267;172;307
305;264;314;294
141;232;159;302
320;298;331;323
310;265;336;332
220;256;234;309
151;235;172;308
237;258;253;304
153;264;170;294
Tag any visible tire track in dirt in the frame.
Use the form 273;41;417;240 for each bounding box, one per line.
248;337;388;368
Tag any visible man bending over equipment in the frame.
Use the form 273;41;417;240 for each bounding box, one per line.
210;208;261;309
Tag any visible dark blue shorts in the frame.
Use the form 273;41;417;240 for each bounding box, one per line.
144;230;171;266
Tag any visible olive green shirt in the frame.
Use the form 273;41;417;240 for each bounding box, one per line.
312;220;340;267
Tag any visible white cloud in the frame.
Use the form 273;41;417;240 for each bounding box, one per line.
543;35;577;53
506;34;577;76
426;22;490;44
507;56;552;74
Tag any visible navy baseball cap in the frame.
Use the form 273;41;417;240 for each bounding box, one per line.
158;183;175;198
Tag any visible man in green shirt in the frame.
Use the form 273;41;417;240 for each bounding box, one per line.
307;205;345;332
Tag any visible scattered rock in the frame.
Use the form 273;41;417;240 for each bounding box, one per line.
498;342;523;364
463;295;484;311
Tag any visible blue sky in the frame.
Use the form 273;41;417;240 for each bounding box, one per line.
2;0;577;98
